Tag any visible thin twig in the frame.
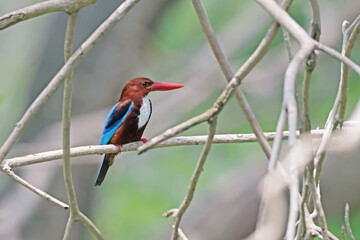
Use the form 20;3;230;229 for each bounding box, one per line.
344;203;355;240
311;179;329;240
78;212;104;240
177;227;189;240
342;225;347;240
1;163;69;209
5;130;328;169
303;0;321;132
314;16;360;185
0;0;98;30
61;12;104;240
337;15;360;126
0;0;141;163
269;39;314;170
275;0;294;60
314;42;360;75
297;0;321;237
171;118;217;240
63;216;75;240
285;167;299;240
62;12;81;240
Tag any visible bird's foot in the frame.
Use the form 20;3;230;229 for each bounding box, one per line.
139;138;148;143
116;145;121;152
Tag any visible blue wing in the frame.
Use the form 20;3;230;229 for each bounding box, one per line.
100;101;133;145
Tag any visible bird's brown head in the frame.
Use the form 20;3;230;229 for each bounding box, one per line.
120;77;184;100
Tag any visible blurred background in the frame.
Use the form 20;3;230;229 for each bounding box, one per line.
0;0;359;239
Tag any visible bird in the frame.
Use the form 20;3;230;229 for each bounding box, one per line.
95;77;184;186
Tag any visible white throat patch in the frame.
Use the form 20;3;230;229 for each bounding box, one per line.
138;96;151;128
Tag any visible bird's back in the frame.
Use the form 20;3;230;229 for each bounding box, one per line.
109;97;152;145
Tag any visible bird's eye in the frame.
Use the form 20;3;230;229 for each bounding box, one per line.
142;82;149;87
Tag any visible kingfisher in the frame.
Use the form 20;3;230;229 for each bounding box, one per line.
95;77;184;186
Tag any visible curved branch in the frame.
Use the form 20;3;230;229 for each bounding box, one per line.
0;0;98;30
61;11;103;240
1;164;69;209
315;42;360;75
62;12;80;240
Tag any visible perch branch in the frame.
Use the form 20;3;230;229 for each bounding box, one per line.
5;130;327;169
0;0;140;163
0;0;99;30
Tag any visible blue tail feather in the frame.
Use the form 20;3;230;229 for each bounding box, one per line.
95;156;110;186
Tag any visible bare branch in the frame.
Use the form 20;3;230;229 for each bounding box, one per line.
1;164;69;209
297;1;321;237
337;15;360;125
344;203;355;240
5;130;328;169
63;216;75;240
269;44;314;170
0;0;98;30
285;161;299;240
78;212;104;240
62;12;80;239
268;108;286;170
315;42;360;75
171;118;217;240
314;16;360;185
0;0;141;163
61;11;103;240
342;225;347;240
311;179;329;240
302;0;321;132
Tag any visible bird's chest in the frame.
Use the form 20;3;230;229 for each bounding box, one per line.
137;97;152;129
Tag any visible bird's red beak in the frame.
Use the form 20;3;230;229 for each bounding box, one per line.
149;81;184;91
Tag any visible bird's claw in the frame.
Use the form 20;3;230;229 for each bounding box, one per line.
140;138;148;143
116;145;121;152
